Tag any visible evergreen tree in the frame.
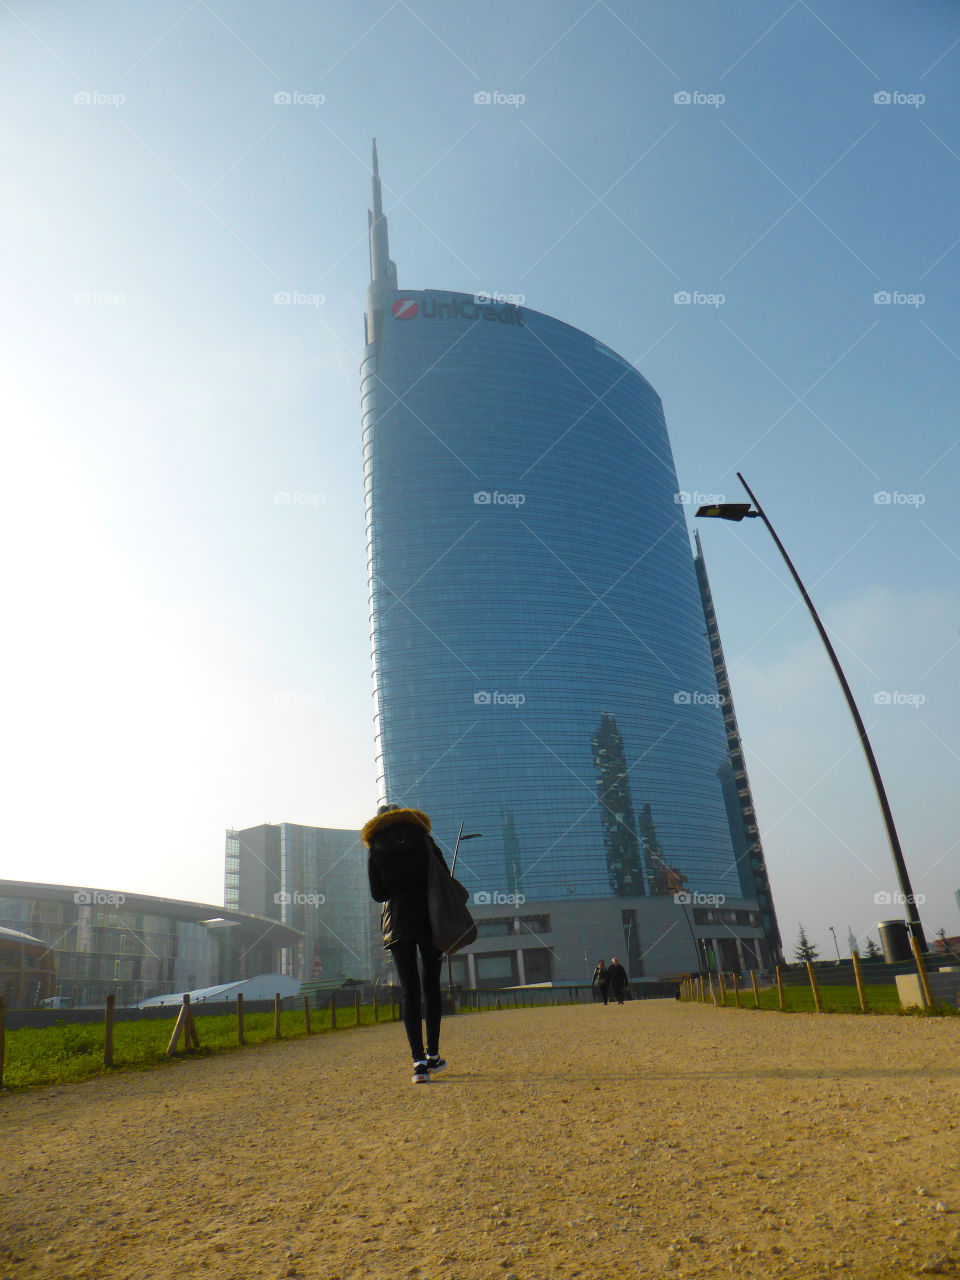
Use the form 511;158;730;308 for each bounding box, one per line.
862;936;882;961
793;923;820;963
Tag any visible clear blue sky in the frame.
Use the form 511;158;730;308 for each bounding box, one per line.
2;1;958;956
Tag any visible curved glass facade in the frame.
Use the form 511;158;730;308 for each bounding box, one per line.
362;287;740;904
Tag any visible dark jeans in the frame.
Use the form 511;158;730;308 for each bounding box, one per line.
390;938;443;1062
610;983;626;1004
597;983;609;1005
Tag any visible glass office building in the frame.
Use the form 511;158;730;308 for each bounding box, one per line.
362;145;745;916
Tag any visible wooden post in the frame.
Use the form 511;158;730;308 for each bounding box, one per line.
850;949;868;1012
717;972;727;1006
274;993;282;1039
806;961;823;1013
373;991;379;1023
303;995;311;1034
708;975;717;1006
776;965;785;1010
185;994;199;1048
0;995;6;1091
165;995;189;1056
732;972;741;1008
330;994;337;1030
355;992;361;1026
496;994;502;1010
911;934;936;1009
237;992;245;1045
750;970;760;1009
104;993;115;1067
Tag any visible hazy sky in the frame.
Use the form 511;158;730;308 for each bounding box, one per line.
2;1;958;957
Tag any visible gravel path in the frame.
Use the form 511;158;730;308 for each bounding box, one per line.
2;1000;959;1280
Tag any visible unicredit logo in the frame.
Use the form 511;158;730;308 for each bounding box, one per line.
391;293;524;325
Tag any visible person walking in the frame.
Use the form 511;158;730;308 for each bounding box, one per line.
592;958;610;1005
608;956;629;1005
364;804;448;1085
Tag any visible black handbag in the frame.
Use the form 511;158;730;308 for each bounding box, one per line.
426;853;478;954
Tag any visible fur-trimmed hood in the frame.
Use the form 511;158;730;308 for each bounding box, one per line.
361;807;432;847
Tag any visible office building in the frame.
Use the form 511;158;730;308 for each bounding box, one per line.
362;144;776;980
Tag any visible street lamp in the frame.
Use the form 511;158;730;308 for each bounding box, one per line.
828;925;842;964
447;824;483;998
697;472;927;951
451;822;483;876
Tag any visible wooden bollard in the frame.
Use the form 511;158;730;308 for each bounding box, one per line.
850;949;868;1012
0;995;6;1091
750;970;760;1009
355;992;361;1026
330;994;337;1030
303;995;311;1034
911;933;936;1009
274;993;282;1039
373;991;379;1023
806;961;823;1013
496;994;502;1010
166;993;196;1056
776;966;785;1010
708;975;717;1006
732;973;741;1008
104;993;115;1067
717;972;727;1006
237;992;245;1045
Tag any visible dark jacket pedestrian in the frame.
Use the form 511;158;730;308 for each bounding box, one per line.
592;959;610;1005
608;957;629;1004
364;804;449;1085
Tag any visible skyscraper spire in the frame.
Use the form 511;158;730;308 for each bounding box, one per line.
368;138;397;291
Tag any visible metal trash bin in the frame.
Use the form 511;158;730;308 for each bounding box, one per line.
877;918;912;963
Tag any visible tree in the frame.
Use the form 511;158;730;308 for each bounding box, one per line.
793;923;820;964
862;936;882;962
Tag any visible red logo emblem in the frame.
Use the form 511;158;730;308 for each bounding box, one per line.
392;298;419;319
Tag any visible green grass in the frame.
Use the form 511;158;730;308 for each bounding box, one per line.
0;1001;416;1091
683;982;958;1016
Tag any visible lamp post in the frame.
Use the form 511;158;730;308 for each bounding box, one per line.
447;824;483;999
828;925;842;964
697;472;927;952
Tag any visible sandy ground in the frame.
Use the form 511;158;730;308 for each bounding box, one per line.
1;1001;959;1280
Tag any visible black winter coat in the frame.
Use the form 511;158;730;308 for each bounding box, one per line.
368;836;449;949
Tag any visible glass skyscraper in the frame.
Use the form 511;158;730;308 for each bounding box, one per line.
362;145;769;974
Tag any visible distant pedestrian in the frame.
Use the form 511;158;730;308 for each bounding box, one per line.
592;959;610;1005
608;957;629;1004
364;804;448;1085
